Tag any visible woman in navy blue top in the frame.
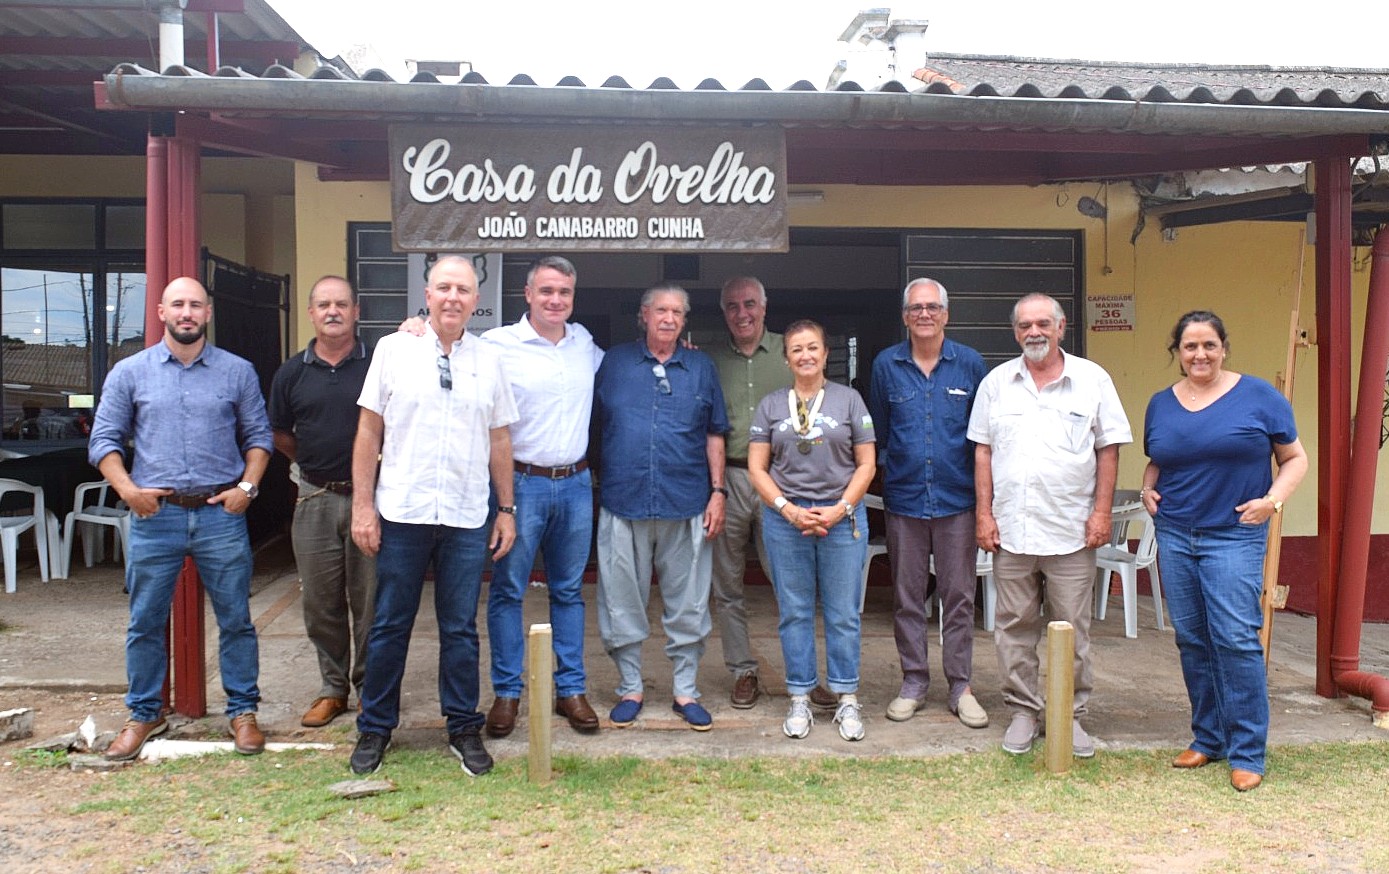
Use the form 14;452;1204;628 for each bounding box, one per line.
1141;310;1307;792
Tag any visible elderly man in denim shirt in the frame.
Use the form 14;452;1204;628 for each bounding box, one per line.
868;278;989;730
593;284;729;731
91;276;273;761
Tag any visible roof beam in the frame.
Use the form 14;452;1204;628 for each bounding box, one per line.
174;114;360;168
1042;135;1371;181
0;37;301;65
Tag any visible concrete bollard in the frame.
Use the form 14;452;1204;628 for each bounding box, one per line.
526;623;554;784
1044;620;1075;774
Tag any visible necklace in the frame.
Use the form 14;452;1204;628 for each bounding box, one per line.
786;386;826;454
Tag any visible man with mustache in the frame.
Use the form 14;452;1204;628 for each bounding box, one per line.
593;284;729;730
91;276;273;760
968;293;1131;759
269;275;376;728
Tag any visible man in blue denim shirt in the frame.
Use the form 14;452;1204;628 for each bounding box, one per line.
593;284;730;730
90;276;273;761
868;278;990;730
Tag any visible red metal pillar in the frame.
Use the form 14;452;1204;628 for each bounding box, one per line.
144;135;168;342
1314;156;1353;698
167;132;208;718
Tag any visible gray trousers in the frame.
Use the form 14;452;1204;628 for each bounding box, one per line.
709;466;772;677
292;486;377;700
596;510;712;700
992;548;1095;718
886;509;976;706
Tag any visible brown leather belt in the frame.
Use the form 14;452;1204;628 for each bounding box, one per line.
514;459;588;479
303;475;353;496
726;458;748;469
163;483;236;509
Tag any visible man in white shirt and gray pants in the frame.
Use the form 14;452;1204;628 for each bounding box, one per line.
968;293;1131;760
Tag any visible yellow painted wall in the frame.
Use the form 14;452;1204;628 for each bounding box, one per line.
289;172;1387;537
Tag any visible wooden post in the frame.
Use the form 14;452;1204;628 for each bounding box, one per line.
526;623;554;785
1044;620;1075;774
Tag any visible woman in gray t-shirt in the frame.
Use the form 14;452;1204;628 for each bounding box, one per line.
748;319;875;742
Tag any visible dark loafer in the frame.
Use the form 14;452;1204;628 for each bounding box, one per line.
808;685;838;710
671;700;713;731
485;697;519;738
556;694;600;732
609;698;643;727
730;673;761;709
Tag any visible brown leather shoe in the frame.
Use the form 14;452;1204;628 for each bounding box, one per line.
1173;749;1212;769
555;694;600;733
301;696;349;728
730;672;761;709
230;713;265;755
104;717;168;761
486;697;519;738
808;684;837;710
1231;769;1263;792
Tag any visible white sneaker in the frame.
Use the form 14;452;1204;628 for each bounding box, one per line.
952;690;989;729
782;695;813;739
834;695;865;742
886;696;924;722
1072;719;1096;758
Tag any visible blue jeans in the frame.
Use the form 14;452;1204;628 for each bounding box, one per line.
1155;520;1270;774
762;502;868;695
124;503;258;721
487;469;593;698
357;518;490;736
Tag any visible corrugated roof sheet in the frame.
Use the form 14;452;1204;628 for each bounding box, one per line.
911;54;1389;109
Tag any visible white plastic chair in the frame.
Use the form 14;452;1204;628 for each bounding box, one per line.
1095;504;1165;638
0;478;52;593
60;481;131;579
859;494;889;613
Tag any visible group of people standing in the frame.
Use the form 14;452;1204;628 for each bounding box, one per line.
92;256;1304;792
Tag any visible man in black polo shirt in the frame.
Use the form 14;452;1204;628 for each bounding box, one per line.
269;275;376;727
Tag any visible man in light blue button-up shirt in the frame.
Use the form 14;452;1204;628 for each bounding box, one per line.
89;276;273;761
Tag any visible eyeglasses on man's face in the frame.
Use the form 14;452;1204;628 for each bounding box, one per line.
904;302;946;316
652;363;671;395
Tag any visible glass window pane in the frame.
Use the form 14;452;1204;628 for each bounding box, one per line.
2;204;97;249
106;270;146;372
1;266;94;438
105;205;146;249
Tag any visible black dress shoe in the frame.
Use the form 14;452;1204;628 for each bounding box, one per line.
486;697;519;738
350;731;390;774
556;694;600;732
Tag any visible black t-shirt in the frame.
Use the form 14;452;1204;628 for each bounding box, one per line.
267;339;371;483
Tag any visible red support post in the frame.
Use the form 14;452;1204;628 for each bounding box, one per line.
1314;155;1354;699
144;135;167;343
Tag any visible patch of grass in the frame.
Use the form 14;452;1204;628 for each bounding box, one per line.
13;747;68;768
29;740;1389;872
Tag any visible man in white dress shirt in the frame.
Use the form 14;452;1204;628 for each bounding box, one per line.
348;255;518;777
481;256;604;738
968;293;1131;760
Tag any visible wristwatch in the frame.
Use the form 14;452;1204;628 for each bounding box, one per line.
497;505;517;515
1265;495;1284;514
773;496;789;511
712;486;729;497
237;481;259;500
842;501;854;519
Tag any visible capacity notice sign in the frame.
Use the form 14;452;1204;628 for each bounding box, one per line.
1087;294;1135;332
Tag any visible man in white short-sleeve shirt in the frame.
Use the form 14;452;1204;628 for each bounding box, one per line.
968;292;1131;760
348;255;519;778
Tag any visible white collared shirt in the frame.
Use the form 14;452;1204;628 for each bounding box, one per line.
482;315;603;467
967;351;1132;555
358;324;518;528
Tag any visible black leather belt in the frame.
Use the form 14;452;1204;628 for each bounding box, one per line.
163;483;237;508
303;475;353;496
514;459;588;479
726;458;748;469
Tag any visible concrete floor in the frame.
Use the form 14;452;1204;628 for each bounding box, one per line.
2;537;1387;759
